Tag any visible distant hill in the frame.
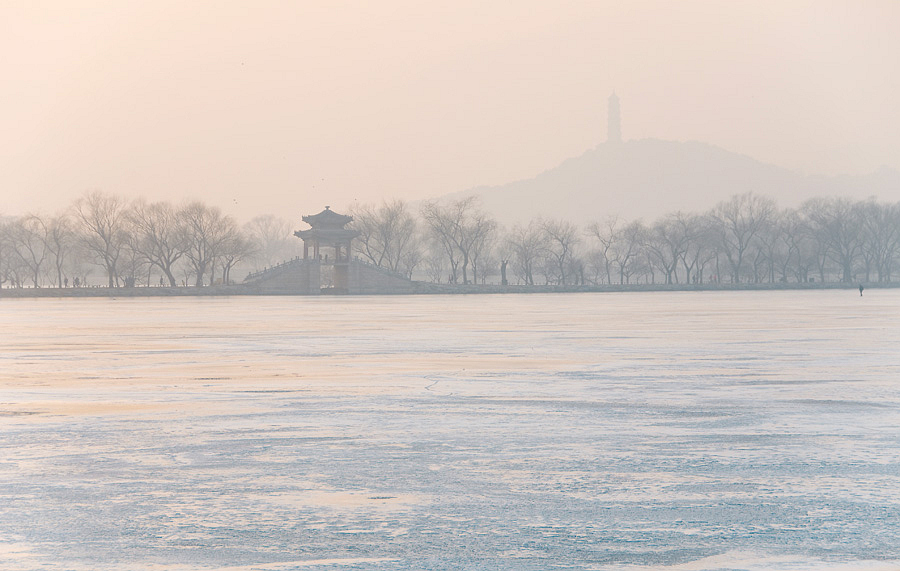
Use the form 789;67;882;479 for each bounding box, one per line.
441;139;900;224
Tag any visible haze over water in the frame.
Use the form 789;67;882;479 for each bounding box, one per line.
2;290;899;569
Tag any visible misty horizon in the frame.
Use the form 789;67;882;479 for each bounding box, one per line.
2;137;898;227
3;1;899;223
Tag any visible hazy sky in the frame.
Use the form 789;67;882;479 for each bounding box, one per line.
2;1;899;221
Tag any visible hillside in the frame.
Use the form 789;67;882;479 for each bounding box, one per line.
444;139;900;224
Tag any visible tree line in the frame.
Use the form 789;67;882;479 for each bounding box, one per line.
0;191;300;288
352;193;900;286
2;191;898;288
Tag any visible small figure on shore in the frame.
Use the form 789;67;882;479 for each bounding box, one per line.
64;277;68;288
859;284;864;296
73;277;80;288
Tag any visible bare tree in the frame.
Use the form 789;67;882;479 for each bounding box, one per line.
218;226;255;285
750;212;781;283
118;236;145;287
74;191;130;287
422;244;446;284
541;218;581;285
710;193;776;283
0;217;11;289
805;221;831;283
420;197;496;285
129;200;188;287
350;200;419;273
770;209;800;283
4;215;48;287
244;215;299;270
504;221;546;285
802;197;864;283
611;220;647;284
43;214;77;287
674;213;714;284
645;214;690;284
586;216;620;285
421;201;461;283
466;211;497;285
181;202;236;286
858;200;900;282
398;243;424;279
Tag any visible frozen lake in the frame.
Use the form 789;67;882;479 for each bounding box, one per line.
1;290;899;570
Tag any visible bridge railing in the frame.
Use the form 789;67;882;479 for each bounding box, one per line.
351;257;411;281
244;255;413;284
244;257;304;282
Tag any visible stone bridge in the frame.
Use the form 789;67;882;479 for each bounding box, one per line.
243;257;416;295
243;206;420;294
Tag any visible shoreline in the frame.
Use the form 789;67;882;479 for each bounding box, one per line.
0;281;892;298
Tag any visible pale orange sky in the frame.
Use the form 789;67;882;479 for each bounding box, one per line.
2;0;899;221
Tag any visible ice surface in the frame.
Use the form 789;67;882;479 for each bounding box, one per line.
1;291;899;570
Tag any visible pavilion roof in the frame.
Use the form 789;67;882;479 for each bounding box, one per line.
294;227;360;242
301;206;353;229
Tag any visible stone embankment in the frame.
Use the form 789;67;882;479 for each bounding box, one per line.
2;281;894;298
0;285;252;298
413;281;894;294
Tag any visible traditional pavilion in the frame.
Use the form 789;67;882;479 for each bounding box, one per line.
293;206;360;291
294;206;359;262
245;205;413;294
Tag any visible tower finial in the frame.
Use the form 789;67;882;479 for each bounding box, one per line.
607;92;621;144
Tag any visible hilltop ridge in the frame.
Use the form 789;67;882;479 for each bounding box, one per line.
443;139;900;224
